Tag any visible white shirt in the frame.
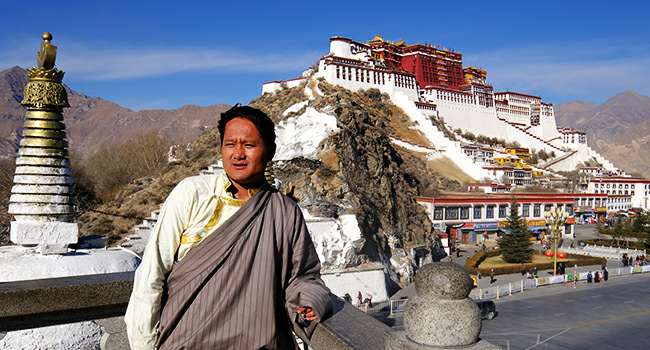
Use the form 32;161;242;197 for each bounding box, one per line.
124;173;256;350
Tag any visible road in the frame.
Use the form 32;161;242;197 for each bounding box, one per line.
480;273;650;349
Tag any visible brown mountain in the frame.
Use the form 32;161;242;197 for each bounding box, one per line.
555;91;650;177
0;66;230;158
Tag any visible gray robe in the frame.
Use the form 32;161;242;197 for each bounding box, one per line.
157;188;331;349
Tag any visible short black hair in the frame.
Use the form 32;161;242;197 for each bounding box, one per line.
218;105;276;161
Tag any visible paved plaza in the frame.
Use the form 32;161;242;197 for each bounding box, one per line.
480;273;650;349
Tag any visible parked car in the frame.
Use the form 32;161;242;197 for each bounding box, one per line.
476;300;496;320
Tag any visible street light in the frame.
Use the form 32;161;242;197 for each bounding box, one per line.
545;207;569;276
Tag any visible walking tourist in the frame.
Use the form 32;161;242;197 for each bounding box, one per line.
594;271;600;283
490;269;496;284
357;291;363;306
587;271;593;283
125;106;331;350
343;293;352;303
603;267;609;282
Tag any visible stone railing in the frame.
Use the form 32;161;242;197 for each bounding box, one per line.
0;264;500;349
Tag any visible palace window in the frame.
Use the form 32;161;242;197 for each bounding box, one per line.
460;207;470;220
498;205;507;218
474;206;482;219
486;206;495;219
544;204;553;213
445;207;459;220
533;204;541;217
433;207;443;220
522;204;530;217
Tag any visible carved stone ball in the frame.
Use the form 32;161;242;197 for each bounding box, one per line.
414;262;473;300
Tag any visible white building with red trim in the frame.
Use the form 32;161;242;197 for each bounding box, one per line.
587;177;650;210
416;193;578;245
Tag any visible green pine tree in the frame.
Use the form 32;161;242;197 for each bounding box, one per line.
499;201;533;263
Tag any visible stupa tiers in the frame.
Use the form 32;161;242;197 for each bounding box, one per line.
8;32;78;254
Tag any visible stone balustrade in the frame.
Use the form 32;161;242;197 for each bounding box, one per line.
0;263;499;349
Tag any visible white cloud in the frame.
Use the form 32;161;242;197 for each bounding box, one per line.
464;39;650;102
0;41;319;81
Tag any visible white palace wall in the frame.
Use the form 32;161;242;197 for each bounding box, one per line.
424;94;561;154
316;60;420;101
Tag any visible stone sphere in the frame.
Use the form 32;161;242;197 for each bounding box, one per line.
414;262;473;300
404;297;481;347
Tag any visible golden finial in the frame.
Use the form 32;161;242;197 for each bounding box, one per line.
37;31;57;70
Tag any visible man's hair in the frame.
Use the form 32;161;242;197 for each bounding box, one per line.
218;105;276;161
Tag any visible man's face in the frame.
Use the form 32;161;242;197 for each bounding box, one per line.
221;117;267;187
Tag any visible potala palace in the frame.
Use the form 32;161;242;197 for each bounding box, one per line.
263;35;620;183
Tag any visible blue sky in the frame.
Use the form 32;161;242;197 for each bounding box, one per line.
1;0;649;110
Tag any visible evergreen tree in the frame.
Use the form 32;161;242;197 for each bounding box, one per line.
499;201;533;263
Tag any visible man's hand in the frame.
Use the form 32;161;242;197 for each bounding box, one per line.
296;306;317;321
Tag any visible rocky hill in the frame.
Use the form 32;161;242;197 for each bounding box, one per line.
555;91;650;177
77;79;460;274
0;66;230;158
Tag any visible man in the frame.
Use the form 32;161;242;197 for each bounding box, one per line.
125;106;331;349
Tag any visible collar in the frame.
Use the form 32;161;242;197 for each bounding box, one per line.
222;175;264;203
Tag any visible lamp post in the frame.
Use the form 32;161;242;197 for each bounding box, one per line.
545;207;569;276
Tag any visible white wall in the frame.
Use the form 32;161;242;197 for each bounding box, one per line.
392;92;491;181
321;268;389;303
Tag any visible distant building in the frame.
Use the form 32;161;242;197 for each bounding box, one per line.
262;34;620;177
587;177;650;210
578;166;604;177
461;143;494;165
494;92;545;127
416;193;577;244
558;128;587;145
482;165;533;186
466;182;512;193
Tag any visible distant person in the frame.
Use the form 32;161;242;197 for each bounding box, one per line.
587;271;593;283
594;271;600;283
357;291;363;306
125;106;331;349
490;269;496;284
603;267;609;282
343;293;352;303
573;269;580;289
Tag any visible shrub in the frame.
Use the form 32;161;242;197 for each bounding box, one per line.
79;132;170;201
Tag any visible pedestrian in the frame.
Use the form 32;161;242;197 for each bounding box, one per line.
477;271;482;280
357;291;363;306
490;269;495;284
573;269;580;289
587;271;593;283
367;294;373;308
603;267;609;282
601;262;607;271
343;293;352;303
594;271;600;283
533;266;538;278
521;268;526;276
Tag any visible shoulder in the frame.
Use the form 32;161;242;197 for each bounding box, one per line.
169;174;221;199
176;174;221;192
268;190;303;217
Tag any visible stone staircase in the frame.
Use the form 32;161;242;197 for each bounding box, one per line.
497;117;564;152
541;150;578;170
